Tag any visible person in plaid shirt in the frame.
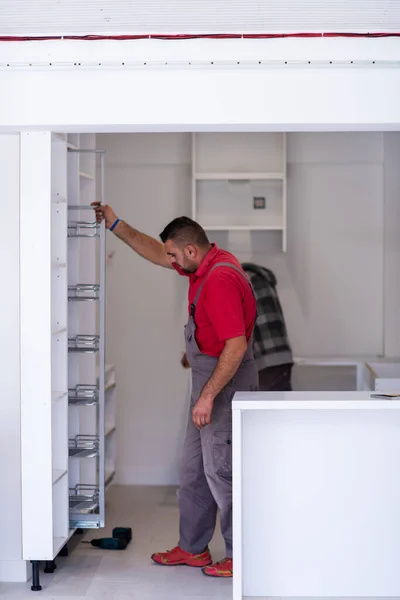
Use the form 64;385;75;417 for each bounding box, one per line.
241;263;293;391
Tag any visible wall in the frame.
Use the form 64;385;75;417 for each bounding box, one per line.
0;134;29;581
383;133;400;357
280;132;384;356
98;134;192;485
100;131;398;485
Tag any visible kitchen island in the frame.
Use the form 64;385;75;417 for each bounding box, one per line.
232;392;400;599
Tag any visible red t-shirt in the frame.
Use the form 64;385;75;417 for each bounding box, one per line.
173;244;256;357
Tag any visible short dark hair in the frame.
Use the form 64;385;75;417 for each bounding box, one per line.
159;216;209;248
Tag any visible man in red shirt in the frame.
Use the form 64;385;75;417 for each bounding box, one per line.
93;205;258;578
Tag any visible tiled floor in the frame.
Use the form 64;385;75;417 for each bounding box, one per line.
0;486;232;599
1;485;396;599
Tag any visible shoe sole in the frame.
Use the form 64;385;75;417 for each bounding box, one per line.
201;569;232;578
151;554;212;568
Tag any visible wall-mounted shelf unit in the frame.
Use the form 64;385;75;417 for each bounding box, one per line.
192;133;287;251
194;172;285;181
20;132;115;592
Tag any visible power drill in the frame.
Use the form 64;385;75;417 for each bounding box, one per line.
83;527;132;550
85;537;128;550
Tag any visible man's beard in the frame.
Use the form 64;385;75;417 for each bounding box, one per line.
179;263;197;274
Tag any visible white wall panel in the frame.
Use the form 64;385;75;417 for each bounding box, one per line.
0;133;29;581
0;0;399;36
287;132;384;164
1;67;400;132
286;162;384;356
99;136;191;485
383;133;400;357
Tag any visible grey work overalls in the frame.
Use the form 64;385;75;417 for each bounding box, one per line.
178;262;258;558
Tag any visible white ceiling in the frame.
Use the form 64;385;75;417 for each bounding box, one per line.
0;0;399;36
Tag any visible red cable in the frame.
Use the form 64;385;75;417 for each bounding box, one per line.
0;32;400;42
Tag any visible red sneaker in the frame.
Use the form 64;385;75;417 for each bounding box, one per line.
151;546;212;567
202;557;233;578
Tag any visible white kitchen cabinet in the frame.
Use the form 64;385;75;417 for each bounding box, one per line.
20;132;115;591
233;391;400;599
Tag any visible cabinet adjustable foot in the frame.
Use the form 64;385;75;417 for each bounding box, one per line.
44;560;57;574
30;561;42;591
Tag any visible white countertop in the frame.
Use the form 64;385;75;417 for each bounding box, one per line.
232;391;400;410
294;355;375;365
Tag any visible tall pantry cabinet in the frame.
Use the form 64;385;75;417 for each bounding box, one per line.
20;132;116;591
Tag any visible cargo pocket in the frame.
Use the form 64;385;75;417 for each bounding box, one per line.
223;383;236;406
213;431;232;481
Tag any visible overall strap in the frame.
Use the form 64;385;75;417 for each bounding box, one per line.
190;261;254;317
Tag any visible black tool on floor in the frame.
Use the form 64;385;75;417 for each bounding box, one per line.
112;527;132;543
82;527;132;550
82;537;128;550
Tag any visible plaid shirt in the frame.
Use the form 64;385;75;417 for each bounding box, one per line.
241;263;293;370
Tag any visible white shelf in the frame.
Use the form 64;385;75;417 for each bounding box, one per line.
195;172;285;181
79;171;95;180
52;469;67;485
105;424;116;437
105;468;116;489
52;133;67;143
67;133;80;148
203;225;284;231
52;326;67;336
105;381;116;393
97;363;116;389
